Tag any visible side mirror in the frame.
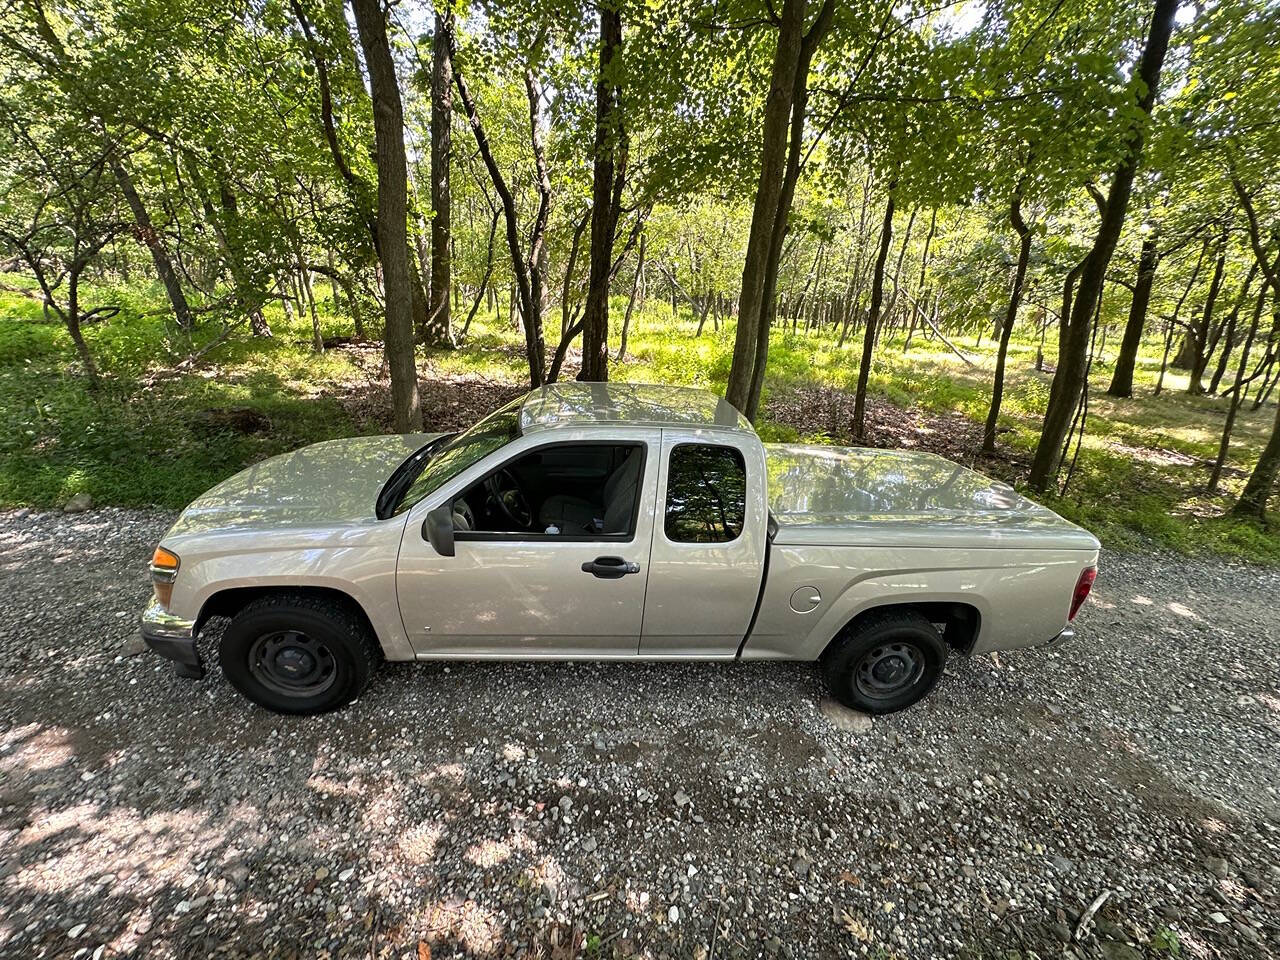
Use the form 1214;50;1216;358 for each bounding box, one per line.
423;503;455;557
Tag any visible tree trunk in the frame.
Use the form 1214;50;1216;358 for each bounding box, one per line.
1208;264;1258;394
110;156;193;330
983;192;1033;453
617;233;645;362
1187;237;1228;393
449;26;547;386
351;0;423;432
1107;233;1158;397
1233;386;1280;521
426;9;454;347
1027;0;1177;491
1154;237;1209;396
883;205;917;331
904;208;937;352
300;263;323;352
852;183;896;442
579;4;626;382
1232;247;1280;519
1210;280;1269;492
461;209;499;341
725;0;804;411
742;0;836;419
65;269;100;388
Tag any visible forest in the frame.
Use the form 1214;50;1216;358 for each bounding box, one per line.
2;0;1279;560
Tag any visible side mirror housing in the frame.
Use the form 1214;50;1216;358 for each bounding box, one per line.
423;503;455;557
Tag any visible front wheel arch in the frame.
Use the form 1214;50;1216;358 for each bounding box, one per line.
197;585;381;650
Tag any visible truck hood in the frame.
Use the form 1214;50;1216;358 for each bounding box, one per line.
166;434;442;537
765;444;1099;549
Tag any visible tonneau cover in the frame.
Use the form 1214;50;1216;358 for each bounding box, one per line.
765;444;1099;550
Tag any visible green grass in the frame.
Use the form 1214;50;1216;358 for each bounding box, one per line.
4;281;1278;561
0;284;364;508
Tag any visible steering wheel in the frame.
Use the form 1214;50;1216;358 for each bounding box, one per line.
484;468;533;529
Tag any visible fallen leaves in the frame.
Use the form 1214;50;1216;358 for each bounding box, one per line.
835;908;872;942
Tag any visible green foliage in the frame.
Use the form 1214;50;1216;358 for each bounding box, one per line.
0;289;359;508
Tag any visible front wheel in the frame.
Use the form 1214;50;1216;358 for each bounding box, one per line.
220;593;379;715
823;610;947;715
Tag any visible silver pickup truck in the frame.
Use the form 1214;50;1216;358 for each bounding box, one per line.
141;383;1099;716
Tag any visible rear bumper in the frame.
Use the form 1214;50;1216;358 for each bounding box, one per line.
1048;625;1076;645
140;598;204;679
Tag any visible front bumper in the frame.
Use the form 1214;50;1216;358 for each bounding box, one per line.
140;598;204;679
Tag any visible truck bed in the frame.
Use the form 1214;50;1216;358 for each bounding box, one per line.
764;444;1098;550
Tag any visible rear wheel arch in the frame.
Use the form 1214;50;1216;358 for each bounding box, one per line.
821;601;982;661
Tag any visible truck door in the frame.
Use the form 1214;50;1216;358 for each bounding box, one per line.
639;431;769;657
397;430;660;657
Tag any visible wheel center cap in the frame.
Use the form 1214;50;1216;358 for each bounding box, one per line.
875;656;907;682
275;648;314;675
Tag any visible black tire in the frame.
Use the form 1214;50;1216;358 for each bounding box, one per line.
823;610;948;715
219;592;380;715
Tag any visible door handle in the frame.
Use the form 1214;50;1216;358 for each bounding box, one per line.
581;556;641;579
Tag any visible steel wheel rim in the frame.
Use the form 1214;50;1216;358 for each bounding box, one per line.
854;640;926;701
249;630;337;698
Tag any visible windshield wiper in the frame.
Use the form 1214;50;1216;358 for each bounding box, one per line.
376;433;455;520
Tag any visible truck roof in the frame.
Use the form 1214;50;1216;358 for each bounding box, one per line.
519;382;754;435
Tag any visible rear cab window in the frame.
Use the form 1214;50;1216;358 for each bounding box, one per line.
664;443;747;543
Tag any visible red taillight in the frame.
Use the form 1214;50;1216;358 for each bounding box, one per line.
1069;567;1096;621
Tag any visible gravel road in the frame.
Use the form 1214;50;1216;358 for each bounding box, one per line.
1;508;1277;960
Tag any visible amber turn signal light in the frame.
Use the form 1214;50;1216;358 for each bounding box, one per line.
150;547;180;608
151;546;179;574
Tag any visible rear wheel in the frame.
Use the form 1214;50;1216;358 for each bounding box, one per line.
823;610;947;714
219;593;379;715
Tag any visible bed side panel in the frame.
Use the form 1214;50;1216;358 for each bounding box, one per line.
741;542;1096;660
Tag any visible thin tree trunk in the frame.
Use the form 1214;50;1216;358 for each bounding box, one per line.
561;211;589;336
883;205;917;331
111;155;193;330
1107;234;1158;397
616;233;645;362
65;270;100;388
461;209;499;341
351;0;422;431
1187;236;1228;393
1028;0;1177;491
983;190;1033;453
852;182;896;441
1210;280;1269;492
449;26;547;386
904;208;937;352
427;9;453;348
326;250;341;305
301;263;323;352
1208;264;1259;394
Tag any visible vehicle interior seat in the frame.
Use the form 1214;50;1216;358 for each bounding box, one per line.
539;447;641;534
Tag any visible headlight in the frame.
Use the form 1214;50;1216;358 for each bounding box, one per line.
150;546;180;608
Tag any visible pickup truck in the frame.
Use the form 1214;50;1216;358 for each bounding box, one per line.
141;382;1099;716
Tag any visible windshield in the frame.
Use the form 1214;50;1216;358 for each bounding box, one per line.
386;400;522;517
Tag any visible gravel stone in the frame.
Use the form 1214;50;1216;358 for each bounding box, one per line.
0;511;1277;958
818;696;873;733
